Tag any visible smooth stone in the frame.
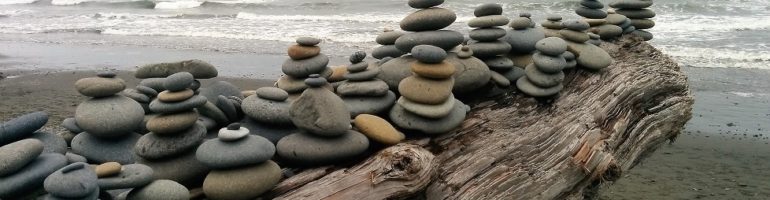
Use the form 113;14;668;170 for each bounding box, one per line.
344;69;380;81
71;132;140;164
1;111;48;145
44;162;98;198
135;59;218;79
337;80;389;97
30;131;67;154
136;148;210;186
163;72;194;92
595;24;624;39
389;101;468;135
525;64;565;87
516;76;563;97
504;28;546;54
377;56;415;90
65;152;87;164
585;18;607;26
407;0;443;8
276;75;308;93
395;30;464;52
287;45;321;60
490;70;511;87
126;179;189;200
468;15;509;28
60;130;78;146
341;91;397;117
398;76;454;105
610;0;654;9
61;117;82;134
469;28;507;42
566;41;613;70
97;71;116;78
623;25;637;34
97;164;154;190
576;6;608;19
619;18;633;29
547;15;562;21
630;19;655;29
353;114;404;145
217;126;249;141
349;52;367;65
535;37;568;56
157;89;194;102
457;47;473;58
281;54;329;78
541;21;563;29
606;13;628;25
445;53;491;94
474;3;503;17
631;30;653;41
290;87;350;136
484;56;515;71
376;31;405;45
138;79;164;92
560;29;590;43
411;45;447;64
563;20;590;31
146;111;199;135
566;59;578;69
509;17;531;30
197;101;229;126
75;77;126;97
277;131;369;166
242;95;292;125
196;135;275;169
215;95;238;122
256;87;289;101
467;41;512;58
239;118;296;144
296;37;321;46
372;45;406;59
202;161;281;200
411;61;456;79
615;9;656;19
580;0;604;9
0;153;67;198
149;95;207;114
199;81;244;102
122;89;151;103
397;95;456;119
135;123;206;160
76;96;144;138
95;162;122;178
328;66;348;82
532;52;567;73
347;61;369;73
0;139;43;176
400;8;456;32
502;65;526;82
589;32;601;40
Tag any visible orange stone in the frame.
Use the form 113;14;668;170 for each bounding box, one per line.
287;45;321;60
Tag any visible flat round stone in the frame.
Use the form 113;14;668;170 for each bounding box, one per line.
532;52;567;73
400;8;456;32
347;62;369;73
281;54;329;78
134;123;206;160
341;91;398;117
97;164;154;190
146;111;199;135
407;0;443;9
525;64;565;87
76;96;144;138
344;69;380;82
469;27;507;42
376;31;405;45
44;162;98;198
516;76;563;97
395;30;464;52
218;126;250;141
126;179;189;200
276;131;369;166
397;95;456;119
95;162;122;178
97;71;116;78
0;139;43;176
149;95;207;114
135;59;218;79
509;17;531;30
468;15;510;28
615;8;656;19
547;14;562;21
467;40;512;58
287;45;321;60
474;3;503;17
576;7;608;19
197;135;275;169
61;117;83;134
388;101;468;135
536;37;568;56
75;77;126;97
242;95;293;125
559;29;590;43
372;45;406;59
411;61;455;79
336;80;390;97
72;132;140;164
157;89;194;102
0;153;67;198
353;114;404;145
411;45;447;64
136;85;159;97
563;20;590;31
256;87;289;101
163;72;194;92
296;37;321;46
202;161;281;199
398;75;454;105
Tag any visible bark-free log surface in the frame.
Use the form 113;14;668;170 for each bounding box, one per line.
268;36;694;200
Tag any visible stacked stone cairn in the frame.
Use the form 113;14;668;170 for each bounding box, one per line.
600;10;631;40
372;29;406;59
277;37;332;95
277;74;369;166
337;51;397;116
467;3;516;87
197;124;281;199
241;87;296;144
541;14;564;38
560;20;613;71
610;0;655;40
504;13;545;71
136;72;210;185
517;37;568;98
0;112;68;198
389;45;469;134
71;72;144;164
576;0;608;27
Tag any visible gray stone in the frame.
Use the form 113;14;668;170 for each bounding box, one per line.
541;21;563;29
445;53;491;94
126;179;189;200
0;139;43;176
596;24;624;39
276;130;369;166
217;124;249;141
532;52;567;73
563;20;590;31
501;66;526;82
377;55;416;90
197;101;230;126
474;3;503;17
397;96;456;119
376;31;405;45
256;87;289;102
630;19;655;29
296;37;321;46
581;0;604;9
0;153;67;198
469;28;507;42
631;30;653;41
504;28;546;53
467;40;512;58
149;95;207;114
516;76;563;97
135;59;218;79
44;162;98;198
62;118;82;134
163;72;194;92
138;79;165;93
509;17;530;30
199;81;244;102
281;54;329;78
490;70;511;87
610;0;654;9
347;62;369;73
75;77;126;97
407;0;443;9
566;41;613;70
525;64;565;87
337;80;389;97
196;135;275;169
468;15;509;28
547;15;562;21
97;71;116;78
411;45;447;64
535;37;568;56
71;132;140;164
122;89;151;103
395;30;464;52
576;7;608;19
389;101;468;135
0;111;48;145
349;51;366;64
30;131;67;154
606;13;628;25
563;51;576;60
136;148;209;186
65;152;87;164
97;164;154;190
619;18;633;29
201;161;281;200
76;96;144;138
484;56;515;71
345;69;380;82
341;91;397;117
559;29;590;43
304;75;327;87
290;87;350;136
242;95;292;125
372;45;405;59
623;25;637;34
136;85;159;97
615;9;656;19
216;95;238;122
400;8;456;32
135;123;206;160
240;118;296;144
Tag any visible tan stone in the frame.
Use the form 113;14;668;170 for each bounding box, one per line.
157;89;194;102
95;162;121;178
584;19;606;26
146;111;199;135
353;114;405;145
287;45;321;60
411;61;455;79
203;161;282;200
241;90;257;97
328;66;348;82
398;76;454;105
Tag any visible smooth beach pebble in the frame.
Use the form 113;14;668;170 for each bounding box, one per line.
163;72;194;92
290;83;351;136
341;91;397;117
256;87;289;101
146;111;199;135
276;131;369;166
344;68;380;81
43;162;98;199
516;76;563;97
95;162;122;178
389;101;468;135
96;164;154;190
407;0;444;9
97;71;116;78
525;64;565;88
397;95;456;119
136;85;159;97
218;123;249;141
347;62;369;73
536;37;568;56
411;61;455;79
126;179;189;200
134;123;206;160
61;117;82;133
0;139;43;176
394;30;464;52
398;75;454;105
509;17;531;30
65;152;87;164
281;54;329;78
563;20;590;31
76;95;144;138
559;30;590;43
473;3;503;17
375;31;405;45
242;95;293;125
149;95;207;114
353;114;405;145
336;80;390;97
0;153;67;198
135;59;218;79
157;89;194;102
72;132;140;164
287;45;321;60
411;45;447;64
202;161;282;200
196;135;275;169
296;37;321;46
469;27;507;42
468;15;510;28
74;77;126;97
400;8;456;32
349;51;367;63
532;52;568;73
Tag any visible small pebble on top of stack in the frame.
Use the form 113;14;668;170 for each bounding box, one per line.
610;0;655;40
517;37;568;98
277;37;332;94
337;51;397;117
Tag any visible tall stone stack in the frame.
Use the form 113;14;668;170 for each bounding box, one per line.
277;37;332;95
560;20;613;71
71;72;144;164
241;87;296;144
372;30;406;59
337;51;397;116
517;37;568;98
503;14;546;71
277;74;369;166
467;4;514;85
541;15;564;38
197;124;281;199
611;0;655;41
389;45;469;135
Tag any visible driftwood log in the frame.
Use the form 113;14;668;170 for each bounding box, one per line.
266;36;694;200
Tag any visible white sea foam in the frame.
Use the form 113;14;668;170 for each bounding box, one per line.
50;0;87;5
234;12;402;23
0;0;38;5
657;46;770;69
729;92;768;98
154;1;203;9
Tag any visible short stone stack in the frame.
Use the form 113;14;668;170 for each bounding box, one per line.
517;37;568;98
277;37;332;95
71;72;144;164
241;87;296;144
136;72;210;186
0;135;67;198
338;51;397;117
541;14;564;38
372;30;406;59
610;0;655;40
198;124;281;199
277;74;369;166
43;162;99;199
504;14;546;70
560;20;613;71
390;45;469;135
599;10;630;40
577;0;608;25
588;32;603;46
467;4;515;86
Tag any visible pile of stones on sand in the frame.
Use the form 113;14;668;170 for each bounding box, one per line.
337;51;397;116
611;0;655;40
276;37;333;95
517;37;569;98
